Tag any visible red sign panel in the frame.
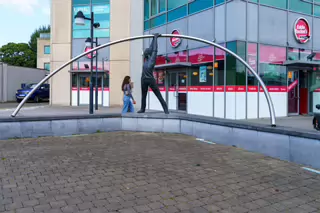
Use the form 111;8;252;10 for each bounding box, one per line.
294;18;311;44
170;30;182;48
156;55;166;65
167;51;187;64
189;46;214;64
259;45;286;64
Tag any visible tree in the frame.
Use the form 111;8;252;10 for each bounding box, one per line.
0;43;36;68
28;25;51;53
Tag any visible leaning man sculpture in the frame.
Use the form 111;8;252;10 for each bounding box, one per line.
137;33;169;114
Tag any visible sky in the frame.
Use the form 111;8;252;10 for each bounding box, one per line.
0;0;51;47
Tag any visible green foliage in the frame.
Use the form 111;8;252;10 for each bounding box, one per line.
0;43;36;68
28;25;51;53
0;25;50;68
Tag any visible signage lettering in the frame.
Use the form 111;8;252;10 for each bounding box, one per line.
170;30;182;48
294;18;311;44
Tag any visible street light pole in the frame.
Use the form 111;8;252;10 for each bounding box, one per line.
95;37;99;110
89;12;94;114
74;10;100;114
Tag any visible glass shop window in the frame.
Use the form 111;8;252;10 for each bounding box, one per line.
214;43;225;86
190;65;213;86
226;41;246;86
259;44;287;86
247;43;258;86
80;76;90;88
72;74;78;88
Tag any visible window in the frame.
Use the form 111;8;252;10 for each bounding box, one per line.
167;5;187;22
189;46;214;86
190;66;213;86
289;0;312;15
215;43;225;86
215;0;225;5
287;48;312;61
188;0;213;15
226;41;246;86
80;76;90;88
72;3;110;38
314;5;320;17
168;0;188;10
259;0;287;9
44;45;50;54
152;70;166;86
259;44;287;86
144;0;150;20
150;14;166;28
248;43;258;86
72;0;90;5
72;73;77;88
151;0;158;15
148;0;166;16
44;63;50;71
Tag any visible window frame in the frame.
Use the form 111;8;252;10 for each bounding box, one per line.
72;2;110;39
44;45;50;54
44;62;50;71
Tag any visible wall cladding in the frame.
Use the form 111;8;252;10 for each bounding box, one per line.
144;1;320;51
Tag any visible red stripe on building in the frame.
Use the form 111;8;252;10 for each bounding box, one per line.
77;88;110;91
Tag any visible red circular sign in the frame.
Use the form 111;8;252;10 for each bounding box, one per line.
170;30;182;48
294;18;311;44
84;47;97;59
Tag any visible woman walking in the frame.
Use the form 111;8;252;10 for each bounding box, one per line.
121;76;135;114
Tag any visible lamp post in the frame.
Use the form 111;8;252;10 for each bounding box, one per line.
74;11;100;114
85;37;100;110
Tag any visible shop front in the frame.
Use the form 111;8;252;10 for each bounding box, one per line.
70;35;110;107
146;41;320;119
70;53;110;107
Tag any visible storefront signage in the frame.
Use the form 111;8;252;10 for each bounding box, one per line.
199;66;207;83
294;18;311;44
170;30;182;48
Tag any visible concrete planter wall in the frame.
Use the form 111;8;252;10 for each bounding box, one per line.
0;113;319;170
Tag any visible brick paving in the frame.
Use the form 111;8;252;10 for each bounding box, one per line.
1;132;320;213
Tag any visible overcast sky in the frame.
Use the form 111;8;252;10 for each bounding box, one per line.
0;0;50;47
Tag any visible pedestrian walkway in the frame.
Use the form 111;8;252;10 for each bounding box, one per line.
1;132;320;213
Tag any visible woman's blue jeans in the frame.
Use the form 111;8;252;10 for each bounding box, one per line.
122;95;134;114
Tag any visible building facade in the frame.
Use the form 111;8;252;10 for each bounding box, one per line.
50;0;143;107
50;0;320;119
37;33;51;74
144;0;320;119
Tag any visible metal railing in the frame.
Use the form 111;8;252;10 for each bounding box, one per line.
11;34;276;126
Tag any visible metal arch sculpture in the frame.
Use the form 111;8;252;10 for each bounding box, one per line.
11;34;276;127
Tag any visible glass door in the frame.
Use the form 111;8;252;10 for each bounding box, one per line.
177;71;187;111
167;72;177;110
166;70;187;111
288;70;299;115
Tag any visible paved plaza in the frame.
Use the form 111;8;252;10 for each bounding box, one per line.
1;132;320;213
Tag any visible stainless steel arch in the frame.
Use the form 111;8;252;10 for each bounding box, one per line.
11;34;276;127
